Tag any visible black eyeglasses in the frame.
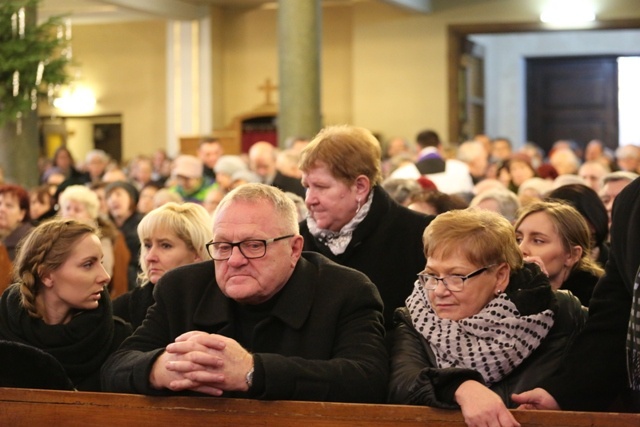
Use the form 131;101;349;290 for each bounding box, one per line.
206;235;294;261
417;263;498;292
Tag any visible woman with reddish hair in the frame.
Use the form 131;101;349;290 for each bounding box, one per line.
0;184;33;261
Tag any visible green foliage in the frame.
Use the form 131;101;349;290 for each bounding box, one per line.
0;0;72;126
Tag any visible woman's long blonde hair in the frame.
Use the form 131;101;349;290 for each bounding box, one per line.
514;201;604;278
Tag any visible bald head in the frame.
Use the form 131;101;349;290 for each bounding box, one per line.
249;141;277;183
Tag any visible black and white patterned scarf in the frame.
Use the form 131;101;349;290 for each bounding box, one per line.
627;266;640;390
306;190;373;255
406;280;555;385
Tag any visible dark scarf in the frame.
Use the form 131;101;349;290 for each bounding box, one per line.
0;284;116;387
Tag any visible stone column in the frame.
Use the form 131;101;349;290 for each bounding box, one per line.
0;5;39;187
0;111;39;187
277;0;322;149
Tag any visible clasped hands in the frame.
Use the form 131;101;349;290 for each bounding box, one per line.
149;331;254;396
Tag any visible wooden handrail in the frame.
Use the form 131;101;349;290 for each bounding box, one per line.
0;387;637;427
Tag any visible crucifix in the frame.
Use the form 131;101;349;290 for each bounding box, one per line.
258;78;278;105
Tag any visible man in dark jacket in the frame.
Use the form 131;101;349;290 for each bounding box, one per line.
101;184;388;403
513;177;640;412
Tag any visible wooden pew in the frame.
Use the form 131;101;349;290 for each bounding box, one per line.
0;388;638;427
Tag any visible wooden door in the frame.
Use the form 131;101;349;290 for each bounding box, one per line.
526;56;618;154
94;123;122;163
457;39;486;143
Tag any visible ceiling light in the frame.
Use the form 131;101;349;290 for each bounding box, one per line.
540;2;596;25
53;86;96;114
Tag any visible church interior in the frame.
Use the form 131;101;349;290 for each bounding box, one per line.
38;0;640;164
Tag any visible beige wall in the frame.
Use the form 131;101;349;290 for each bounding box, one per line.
45;0;640;161
213;5;354;138
205;0;640;147
350;0;640;145
42;20;167;162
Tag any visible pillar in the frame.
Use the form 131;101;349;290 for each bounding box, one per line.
277;0;322;148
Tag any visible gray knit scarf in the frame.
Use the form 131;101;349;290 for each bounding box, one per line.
406;280;555;385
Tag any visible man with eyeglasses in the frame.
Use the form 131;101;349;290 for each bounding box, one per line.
102;183;388;403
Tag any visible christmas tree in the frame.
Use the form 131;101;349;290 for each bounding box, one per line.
0;0;71;128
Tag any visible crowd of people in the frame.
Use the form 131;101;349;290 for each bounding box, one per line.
0;125;638;424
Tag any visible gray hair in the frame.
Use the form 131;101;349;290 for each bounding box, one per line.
469;189;521;223
58;185;100;219
602;170;639;184
457;140;487;163
214;183;299;234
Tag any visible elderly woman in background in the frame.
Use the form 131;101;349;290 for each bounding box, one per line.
0;184;33;262
469;188;521;223
0;219;132;390
112;202;211;329
515;201;604;307
299;124;432;329
388;209;586;427
407;190;468;216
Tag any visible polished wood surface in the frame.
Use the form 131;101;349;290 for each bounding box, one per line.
0;387;638;427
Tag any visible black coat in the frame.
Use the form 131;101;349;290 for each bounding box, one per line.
541;177;640;411
112;282;155;330
561;268;599;307
113;211;143;291
300;186;433;329
272;171;306;199
2;222;33;262
0;285;132;391
101;253;389;403
388;264;587;408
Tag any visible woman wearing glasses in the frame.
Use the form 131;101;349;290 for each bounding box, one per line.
388;209;586;427
112;202;211;329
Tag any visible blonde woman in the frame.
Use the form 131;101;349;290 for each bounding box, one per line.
515;201;604;307
112;202;211;329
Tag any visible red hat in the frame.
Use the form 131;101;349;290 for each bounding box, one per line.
416;176;438;191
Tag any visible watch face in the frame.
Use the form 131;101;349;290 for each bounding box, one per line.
246;366;254;388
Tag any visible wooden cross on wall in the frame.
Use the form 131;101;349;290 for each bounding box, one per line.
258;78;278;105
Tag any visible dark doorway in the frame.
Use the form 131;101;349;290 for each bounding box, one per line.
447;20;640;145
94;123;122;163
526;56;618;154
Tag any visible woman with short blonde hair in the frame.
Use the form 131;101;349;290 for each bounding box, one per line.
390;209;586;426
113;202;212;328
